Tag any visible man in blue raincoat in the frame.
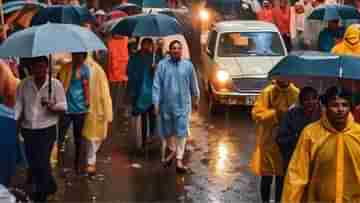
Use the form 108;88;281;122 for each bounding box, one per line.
153;40;200;173
128;38;157;148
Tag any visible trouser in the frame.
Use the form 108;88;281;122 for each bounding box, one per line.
282;34;292;53
110;81;128;113
141;107;156;148
260;176;283;203
161;136;187;160
85;139;102;165
21;126;57;197
58;113;86;169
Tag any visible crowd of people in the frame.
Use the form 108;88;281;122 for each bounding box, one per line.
0;0;200;202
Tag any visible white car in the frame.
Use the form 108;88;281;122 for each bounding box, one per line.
201;20;287;112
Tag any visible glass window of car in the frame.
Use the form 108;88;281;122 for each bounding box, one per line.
207;30;218;58
217;32;285;57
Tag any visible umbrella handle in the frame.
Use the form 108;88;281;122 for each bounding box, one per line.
48;54;52;101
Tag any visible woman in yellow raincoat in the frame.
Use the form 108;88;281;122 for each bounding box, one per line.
282;86;360;203
58;55;113;174
332;24;360;56
249;80;299;202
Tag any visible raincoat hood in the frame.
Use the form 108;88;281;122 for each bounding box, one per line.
343;24;360;48
332;24;360;55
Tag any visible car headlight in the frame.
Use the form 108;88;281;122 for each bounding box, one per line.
199;9;209;21
216;70;230;83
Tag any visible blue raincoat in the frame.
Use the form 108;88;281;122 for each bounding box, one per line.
153;57;200;138
128;52;155;115
318;27;345;52
0;104;17;186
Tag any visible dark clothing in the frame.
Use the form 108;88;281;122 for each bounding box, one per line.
276;105;321;167
58;113;86;169
282;34;292;53
141;106;156;148
127;52;156;116
261;176;283;203
318;27;345;52
21;125;57;198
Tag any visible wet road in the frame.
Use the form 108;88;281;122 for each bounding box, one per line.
11;94;260;203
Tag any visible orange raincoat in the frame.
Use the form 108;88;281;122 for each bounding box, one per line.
107;36;129;82
249;83;299;176
282;114;360;203
332;24;360;56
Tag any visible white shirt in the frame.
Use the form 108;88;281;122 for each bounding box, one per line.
15;77;67;129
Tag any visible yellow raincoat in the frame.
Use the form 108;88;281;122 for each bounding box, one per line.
332;24;360;56
57;56;113;141
282;114;360;203
249;83;299;176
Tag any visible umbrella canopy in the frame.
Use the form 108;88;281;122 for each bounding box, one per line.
112;3;142;15
0;23;107;58
2;0;46;14
111;13;182;37
128;0;167;8
30;5;95;25
307;4;360;21
269;53;360;80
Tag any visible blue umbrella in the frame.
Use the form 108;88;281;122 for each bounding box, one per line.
112;3;142;15
128;0;167;8
0;23;106;58
111;13;182;37
2;1;46;15
269;53;360;80
307;4;360;21
30;5;95;25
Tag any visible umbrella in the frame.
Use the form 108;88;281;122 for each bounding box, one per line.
31;5;95;25
307;4;360;21
128;0;167;8
111;13;182;64
0;23;106;97
112;3;142;15
269;53;360;91
111;13;182;37
2;0;46;14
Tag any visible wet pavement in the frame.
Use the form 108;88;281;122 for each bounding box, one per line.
11;90;260;203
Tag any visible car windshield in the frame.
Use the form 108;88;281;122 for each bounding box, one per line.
217;32;285;57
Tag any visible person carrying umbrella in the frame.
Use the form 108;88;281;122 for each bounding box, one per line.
128;38;157;150
249;79;299;203
15;56;67;202
318;19;345;52
282;86;360;202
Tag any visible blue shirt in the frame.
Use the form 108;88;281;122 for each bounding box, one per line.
66;64;90;114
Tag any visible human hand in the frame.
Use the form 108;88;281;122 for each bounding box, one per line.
154;105;160;116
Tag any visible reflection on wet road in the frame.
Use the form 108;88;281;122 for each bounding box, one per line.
177;106;260;202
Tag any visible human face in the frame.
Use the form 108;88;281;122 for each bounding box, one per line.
72;53;86;66
328;20;339;30
31;61;48;81
326;97;351;130
169;43;183;61
302;93;319;113
141;41;154;54
276;80;290;89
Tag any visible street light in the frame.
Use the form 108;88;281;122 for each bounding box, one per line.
199;8;209;21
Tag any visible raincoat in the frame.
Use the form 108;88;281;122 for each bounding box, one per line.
152;57;200;138
318;27;345;52
107;37;129;82
127;52;155;115
0;60;19;108
282;114;360;203
331;24;360;56
57;57;113;141
249;83;299;176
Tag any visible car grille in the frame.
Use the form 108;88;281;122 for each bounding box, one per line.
232;78;269;92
